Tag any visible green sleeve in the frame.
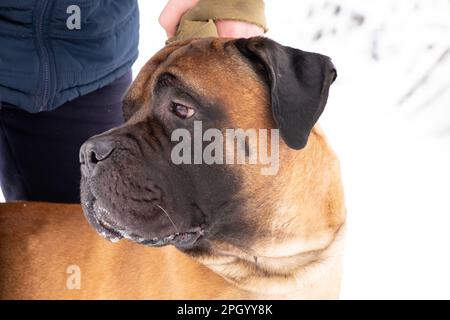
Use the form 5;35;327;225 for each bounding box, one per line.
167;0;267;43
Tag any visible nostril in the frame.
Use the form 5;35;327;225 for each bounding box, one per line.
90;150;101;164
92;140;115;162
80;139;116;171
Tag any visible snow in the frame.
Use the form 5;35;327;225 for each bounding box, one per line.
1;0;450;299
268;0;450;299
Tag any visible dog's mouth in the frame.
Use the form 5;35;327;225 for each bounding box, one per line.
138;228;204;248
82;193;204;249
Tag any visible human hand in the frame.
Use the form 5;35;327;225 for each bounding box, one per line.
159;0;265;39
159;0;200;38
215;20;264;38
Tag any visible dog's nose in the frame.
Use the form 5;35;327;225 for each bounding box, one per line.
80;138;116;175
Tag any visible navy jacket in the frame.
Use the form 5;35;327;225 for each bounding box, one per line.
0;0;139;113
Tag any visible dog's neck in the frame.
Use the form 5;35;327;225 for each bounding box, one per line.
196;224;345;299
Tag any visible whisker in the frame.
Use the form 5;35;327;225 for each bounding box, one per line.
155;204;179;233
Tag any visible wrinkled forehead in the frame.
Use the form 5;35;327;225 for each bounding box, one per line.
153;38;263;100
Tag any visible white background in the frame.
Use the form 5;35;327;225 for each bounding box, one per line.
1;0;450;299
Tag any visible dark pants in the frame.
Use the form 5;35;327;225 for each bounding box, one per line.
0;71;132;203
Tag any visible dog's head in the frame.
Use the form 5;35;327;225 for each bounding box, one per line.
80;37;340;261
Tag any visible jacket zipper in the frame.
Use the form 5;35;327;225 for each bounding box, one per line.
35;0;51;112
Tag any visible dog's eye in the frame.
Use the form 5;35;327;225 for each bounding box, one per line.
171;102;195;119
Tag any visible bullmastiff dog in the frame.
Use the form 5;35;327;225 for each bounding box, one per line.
0;37;345;299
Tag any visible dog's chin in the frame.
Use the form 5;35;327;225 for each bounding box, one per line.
81;187;205;249
81;187;124;243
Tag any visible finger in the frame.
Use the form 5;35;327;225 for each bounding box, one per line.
215;20;265;38
159;0;200;38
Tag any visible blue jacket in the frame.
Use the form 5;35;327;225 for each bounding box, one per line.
0;0;139;113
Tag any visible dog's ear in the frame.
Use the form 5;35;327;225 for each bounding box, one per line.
122;39;194;121
234;37;337;150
